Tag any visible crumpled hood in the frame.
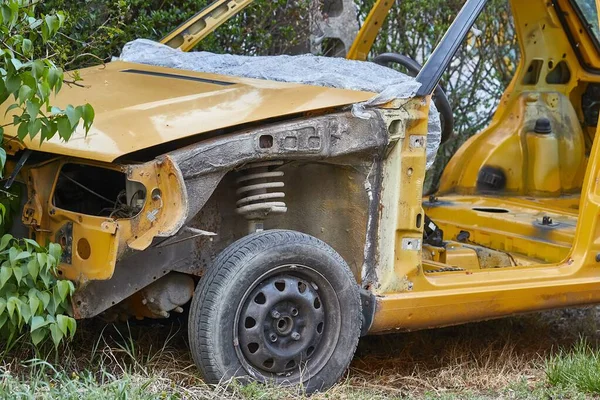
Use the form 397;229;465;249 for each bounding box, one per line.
5;61;374;162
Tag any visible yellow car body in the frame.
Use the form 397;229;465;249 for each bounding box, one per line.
1;0;600;373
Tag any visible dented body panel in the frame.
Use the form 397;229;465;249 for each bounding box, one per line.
2;62;373;162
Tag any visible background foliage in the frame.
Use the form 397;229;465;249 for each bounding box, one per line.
40;0;310;68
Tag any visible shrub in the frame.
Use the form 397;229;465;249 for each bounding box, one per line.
0;0;95;348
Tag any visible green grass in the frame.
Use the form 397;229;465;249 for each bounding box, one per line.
545;337;600;395
1;308;600;399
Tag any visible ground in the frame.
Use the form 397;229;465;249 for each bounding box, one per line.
1;306;600;399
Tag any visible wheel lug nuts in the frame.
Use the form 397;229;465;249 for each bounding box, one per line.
269;333;277;342
271;310;281;318
291;308;298;316
291;332;300;341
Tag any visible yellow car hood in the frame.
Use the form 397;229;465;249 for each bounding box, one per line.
5;61;374;162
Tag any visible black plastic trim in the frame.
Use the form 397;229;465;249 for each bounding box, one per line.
121;69;236;86
415;0;489;96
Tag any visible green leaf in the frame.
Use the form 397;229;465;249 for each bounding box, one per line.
0;314;7;330
21;38;32;55
39;270;51;289
29;295;39;316
10;58;23;71
31;60;44;79
14;251;31;262
36;253;47;269
37;291;50;309
18;85;32;104
19;302;31;323
49;322;63;347
0;298;6;315
82;104;95;133
4;103;20;117
26;259;39;281
12;267;22;285
48;67;61;89
56;280;70;302
48;243;61;263
0;234;13;251
1;5;12;26
6;296;17;318
23;239;41;251
65;105;81;129
17;121;28;140
57;116;72;140
30;315;49;332
6;75;21;94
37;82;50;103
0;267;12;289
0;148;6;174
66;317;76;338
31;327;47;346
26;100;41;119
56;314;69;336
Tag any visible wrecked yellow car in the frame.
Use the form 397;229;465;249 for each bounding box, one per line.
3;0;600;393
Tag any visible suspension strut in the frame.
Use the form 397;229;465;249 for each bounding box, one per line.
236;161;287;233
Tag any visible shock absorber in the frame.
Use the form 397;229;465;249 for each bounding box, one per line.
236;161;287;233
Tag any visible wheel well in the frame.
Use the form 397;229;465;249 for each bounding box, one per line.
184;160;371;283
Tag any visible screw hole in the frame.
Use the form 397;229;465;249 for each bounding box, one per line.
263;358;274;369
317;322;324;334
259;135;273;149
285;360;296;369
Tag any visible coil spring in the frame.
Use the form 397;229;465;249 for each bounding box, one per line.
236;161;287;219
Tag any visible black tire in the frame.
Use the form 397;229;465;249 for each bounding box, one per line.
188;229;362;393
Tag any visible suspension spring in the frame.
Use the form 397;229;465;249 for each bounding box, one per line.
236;161;287;226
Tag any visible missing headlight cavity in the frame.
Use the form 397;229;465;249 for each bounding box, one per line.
53;164;146;218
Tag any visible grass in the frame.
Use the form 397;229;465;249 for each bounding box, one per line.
546;338;600;395
0;306;600;399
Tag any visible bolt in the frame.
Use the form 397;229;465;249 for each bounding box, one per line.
291;332;301;341
291;308;298;317
542;216;553;225
270;310;281;319
596;253;600;263
269;333;277;343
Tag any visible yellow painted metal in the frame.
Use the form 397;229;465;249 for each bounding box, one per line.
0;62;374;162
160;0;255;52
369;0;600;333
346;0;395;61
20;156;188;282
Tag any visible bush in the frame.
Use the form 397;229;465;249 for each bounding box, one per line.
0;236;76;348
0;0;94;348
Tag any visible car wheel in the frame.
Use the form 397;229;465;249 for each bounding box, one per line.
188;229;362;393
